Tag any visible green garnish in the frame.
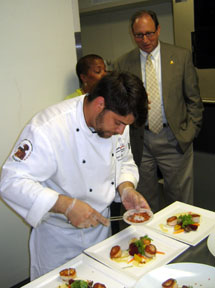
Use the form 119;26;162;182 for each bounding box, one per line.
135;239;145;255
135;235;152;255
70;280;88;288
178;214;194;228
140;235;152;242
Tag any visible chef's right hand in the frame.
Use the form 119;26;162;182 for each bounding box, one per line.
66;198;110;229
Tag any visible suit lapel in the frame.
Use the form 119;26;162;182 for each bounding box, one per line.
129;48;142;80
160;43;174;108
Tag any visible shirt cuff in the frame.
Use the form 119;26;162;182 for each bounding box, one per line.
26;188;59;228
118;174;138;189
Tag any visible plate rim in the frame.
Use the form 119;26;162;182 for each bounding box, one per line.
207;229;215;257
146;201;215;246
123;208;153;225
22;253;128;288
134;262;215;288
84;225;189;281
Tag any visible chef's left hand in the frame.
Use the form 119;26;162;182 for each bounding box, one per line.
121;186;150;211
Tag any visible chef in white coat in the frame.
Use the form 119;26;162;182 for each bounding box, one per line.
0;72;149;280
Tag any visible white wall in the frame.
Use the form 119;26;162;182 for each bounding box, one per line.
0;1;80;287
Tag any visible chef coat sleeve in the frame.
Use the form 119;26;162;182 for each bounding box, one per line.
116;126;139;189
0;124;59;228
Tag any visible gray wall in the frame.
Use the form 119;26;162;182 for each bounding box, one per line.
80;1;174;64
0;1;80;287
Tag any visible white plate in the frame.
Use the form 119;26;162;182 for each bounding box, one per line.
134;262;215;288
22;254;127;288
207;227;215;257
123;209;153;225
146;201;215;246
84;225;189;281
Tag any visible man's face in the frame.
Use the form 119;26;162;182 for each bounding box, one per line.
132;15;160;54
95;109;135;138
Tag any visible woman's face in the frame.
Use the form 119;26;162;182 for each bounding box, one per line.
81;59;107;93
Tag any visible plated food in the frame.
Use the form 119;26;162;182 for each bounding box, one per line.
109;235;164;267
162;278;192;288
134;262;215;288
85;225;189;281
165;212;200;234
145;201;215;246
58;268;106;288
59;268;77;282
123;209;153;225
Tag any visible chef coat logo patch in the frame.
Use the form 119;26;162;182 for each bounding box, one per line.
12;139;33;162
116;139;125;161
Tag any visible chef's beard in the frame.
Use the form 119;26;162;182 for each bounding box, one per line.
97;130;114;139
95;109;116;139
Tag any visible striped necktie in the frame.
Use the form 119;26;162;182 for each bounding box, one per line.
146;53;163;134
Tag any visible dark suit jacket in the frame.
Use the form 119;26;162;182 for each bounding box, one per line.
114;42;204;164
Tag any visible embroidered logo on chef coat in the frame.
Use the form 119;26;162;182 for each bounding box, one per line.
12;139;33;162
116;138;125;161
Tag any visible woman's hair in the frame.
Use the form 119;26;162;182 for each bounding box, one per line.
130;10;159;32
88;71;148;127
76;54;104;84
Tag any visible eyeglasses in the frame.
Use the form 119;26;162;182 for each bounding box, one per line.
133;31;156;40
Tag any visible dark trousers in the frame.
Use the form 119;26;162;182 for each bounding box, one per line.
110;202;121;235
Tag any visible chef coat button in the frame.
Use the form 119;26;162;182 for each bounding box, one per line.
82;160;86;163
111;181;114;185
89;188;93;192
76;128;80;132
112;153;114;157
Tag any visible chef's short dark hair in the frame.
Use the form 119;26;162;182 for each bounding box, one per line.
88;71;148;127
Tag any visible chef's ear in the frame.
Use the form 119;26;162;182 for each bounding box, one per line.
95;96;105;111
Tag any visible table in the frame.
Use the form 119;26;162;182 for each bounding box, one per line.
172;236;215;266
22;235;215;288
120;208;215;267
23;204;215;288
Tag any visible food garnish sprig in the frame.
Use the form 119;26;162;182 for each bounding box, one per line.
166;212;200;234
110;235;165;267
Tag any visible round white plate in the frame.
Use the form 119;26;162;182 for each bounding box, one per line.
134;263;215;288
123;209;153;225
207;228;215;257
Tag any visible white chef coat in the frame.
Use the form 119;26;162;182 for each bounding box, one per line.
0;95;139;279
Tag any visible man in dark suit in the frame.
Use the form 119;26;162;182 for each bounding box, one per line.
114;10;204;212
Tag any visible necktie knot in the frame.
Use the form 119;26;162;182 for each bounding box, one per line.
147;53;152;60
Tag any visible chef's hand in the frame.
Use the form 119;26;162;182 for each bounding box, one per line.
121;186;150;211
51;195;110;228
66;198;110;228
